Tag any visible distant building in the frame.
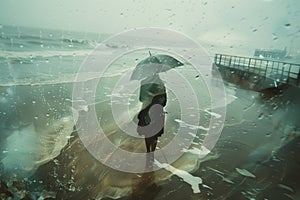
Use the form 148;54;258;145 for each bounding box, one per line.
254;48;287;60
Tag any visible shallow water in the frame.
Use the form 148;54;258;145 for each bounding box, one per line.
0;25;299;200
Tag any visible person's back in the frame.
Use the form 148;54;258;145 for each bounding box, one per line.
137;74;167;152
139;75;166;107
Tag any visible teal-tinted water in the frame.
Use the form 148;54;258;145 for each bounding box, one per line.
0;25;299;200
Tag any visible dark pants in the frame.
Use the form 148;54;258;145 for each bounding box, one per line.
145;136;158;152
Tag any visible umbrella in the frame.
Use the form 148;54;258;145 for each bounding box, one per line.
130;53;184;80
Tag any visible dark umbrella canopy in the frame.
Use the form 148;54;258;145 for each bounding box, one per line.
130;54;184;80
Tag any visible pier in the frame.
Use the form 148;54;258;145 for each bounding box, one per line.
213;54;300;91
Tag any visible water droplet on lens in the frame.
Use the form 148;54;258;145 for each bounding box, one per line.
258;113;264;120
266;132;271;137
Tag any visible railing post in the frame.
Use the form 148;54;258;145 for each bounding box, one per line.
214;54;217;63
265;61;268;77
287;64;291;84
297;67;300;86
248;58;251;68
281;63;285;82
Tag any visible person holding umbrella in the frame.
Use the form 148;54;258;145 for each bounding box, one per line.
131;53;183;153
137;73;167;152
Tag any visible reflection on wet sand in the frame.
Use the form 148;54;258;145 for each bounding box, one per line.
132;171;162;200
131;152;161;200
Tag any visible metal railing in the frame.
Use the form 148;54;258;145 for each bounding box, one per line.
214;54;300;86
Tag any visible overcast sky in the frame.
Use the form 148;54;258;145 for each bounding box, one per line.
0;0;299;55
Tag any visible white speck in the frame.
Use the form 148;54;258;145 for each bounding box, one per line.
175;119;209;131
207;167;224;175
204;109;222;118
155;160;202;193
188;132;199;138
202;184;213;190
182;146;211;158
278;184;294;192
235;168;256;178
216;174;234;184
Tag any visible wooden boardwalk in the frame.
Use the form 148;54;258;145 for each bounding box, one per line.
214;54;300;88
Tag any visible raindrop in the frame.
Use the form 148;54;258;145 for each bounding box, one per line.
46;113;50;117
265;132;271;137
53;159;59;166
45;59;49;63
19;44;24;48
258;113;264;120
71;166;76;173
263;17;269;20
32;100;36;104
285;23;291;27
252;29;258;32
69;186;76;192
34;116;38;120
272;34;278;41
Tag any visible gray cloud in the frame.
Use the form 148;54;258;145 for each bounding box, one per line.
0;0;299;56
